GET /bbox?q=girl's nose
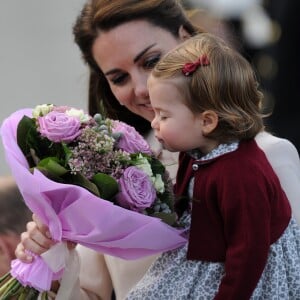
[151,116,158,129]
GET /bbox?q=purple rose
[116,166,156,212]
[38,111,81,143]
[113,121,152,154]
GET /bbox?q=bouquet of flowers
[0,105,186,299]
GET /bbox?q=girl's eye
[143,55,161,70]
[110,73,128,85]
[159,115,168,121]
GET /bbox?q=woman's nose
[133,74,149,99]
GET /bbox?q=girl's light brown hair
[151,33,265,143]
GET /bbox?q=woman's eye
[144,55,161,69]
[110,73,128,85]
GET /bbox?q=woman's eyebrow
[133,43,156,63]
[104,44,157,76]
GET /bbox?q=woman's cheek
[112,85,132,107]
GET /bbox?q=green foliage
[150,157,165,175]
[151,212,177,226]
[62,172,101,197]
[92,173,119,200]
[37,157,68,177]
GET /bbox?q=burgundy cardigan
[174,139,291,300]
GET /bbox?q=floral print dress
[126,143,300,300]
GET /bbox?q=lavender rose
[113,121,152,155]
[116,166,156,212]
[38,111,81,143]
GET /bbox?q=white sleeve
[255,131,300,225]
[71,245,113,300]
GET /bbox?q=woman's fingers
[15,216,56,263]
[15,214,76,264]
[32,213,52,239]
[15,242,33,263]
[24,221,55,253]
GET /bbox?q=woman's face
[92,20,188,122]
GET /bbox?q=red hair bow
[182,55,210,76]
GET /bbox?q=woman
[16,0,300,299]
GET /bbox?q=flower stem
[0,276,15,295]
[0,272,11,285]
[0,277,21,299]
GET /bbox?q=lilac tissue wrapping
[0,109,187,292]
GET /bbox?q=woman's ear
[178,25,191,41]
[201,110,218,135]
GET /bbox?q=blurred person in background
[186,0,300,153]
[254,0,300,154]
[0,176,31,277]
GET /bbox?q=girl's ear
[201,110,218,135]
[178,25,191,41]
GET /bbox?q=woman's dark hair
[73,0,200,134]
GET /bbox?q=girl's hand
[15,213,56,263]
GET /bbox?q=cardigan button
[192,163,199,171]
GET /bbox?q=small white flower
[135,154,153,177]
[66,108,90,123]
[32,104,54,118]
[152,174,165,193]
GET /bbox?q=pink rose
[113,121,152,155]
[38,111,81,143]
[116,166,156,212]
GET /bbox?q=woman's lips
[140,103,153,111]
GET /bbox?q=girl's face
[92,20,188,122]
[149,76,217,154]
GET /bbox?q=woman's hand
[15,213,56,263]
[15,214,77,263]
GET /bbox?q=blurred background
[0,0,87,176]
[1,0,299,177]
[185,0,300,153]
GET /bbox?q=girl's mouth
[155,136,164,145]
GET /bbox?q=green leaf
[150,157,165,175]
[37,157,68,177]
[62,143,72,164]
[92,173,119,200]
[151,212,177,226]
[63,173,100,197]
[17,116,38,167]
